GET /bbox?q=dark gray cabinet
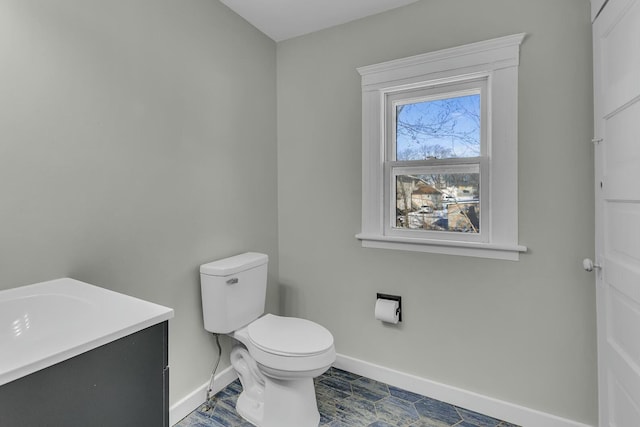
[0,321,169,427]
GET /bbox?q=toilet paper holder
[376,293,402,322]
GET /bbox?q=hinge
[592,138,603,145]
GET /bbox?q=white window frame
[356,34,527,260]
[385,78,487,243]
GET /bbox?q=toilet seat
[247,314,333,357]
[233,314,336,376]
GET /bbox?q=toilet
[200,252,335,427]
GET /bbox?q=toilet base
[236,375,320,427]
[261,376,320,427]
[231,344,322,427]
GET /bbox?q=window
[356,34,527,260]
[387,79,486,242]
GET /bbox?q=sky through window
[396,94,480,161]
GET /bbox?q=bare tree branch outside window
[396,94,480,161]
[394,94,481,233]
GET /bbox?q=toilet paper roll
[375,298,399,324]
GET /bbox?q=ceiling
[219,0,421,42]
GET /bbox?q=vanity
[0,278,174,427]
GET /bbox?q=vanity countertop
[0,278,174,386]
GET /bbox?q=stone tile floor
[174,367,520,427]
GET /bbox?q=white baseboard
[334,354,594,427]
[169,365,238,427]
[169,354,594,427]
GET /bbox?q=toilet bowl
[200,253,336,427]
[230,314,335,427]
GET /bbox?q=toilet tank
[200,252,268,334]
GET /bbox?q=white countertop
[0,278,174,386]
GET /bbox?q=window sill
[355,233,527,261]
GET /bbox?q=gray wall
[277,0,596,424]
[0,0,277,405]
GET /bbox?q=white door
[593,0,640,425]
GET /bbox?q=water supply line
[203,333,222,411]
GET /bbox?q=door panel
[605,258,640,304]
[604,102,640,200]
[608,374,640,427]
[600,0,640,115]
[609,287,640,367]
[606,203,640,262]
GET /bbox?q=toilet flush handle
[227,278,239,285]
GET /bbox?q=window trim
[356,34,527,261]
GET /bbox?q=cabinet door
[0,322,169,427]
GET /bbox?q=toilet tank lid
[200,252,268,276]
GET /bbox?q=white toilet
[200,252,335,427]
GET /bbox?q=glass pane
[395,172,480,233]
[396,94,480,160]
